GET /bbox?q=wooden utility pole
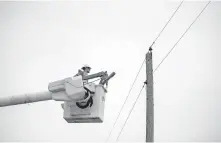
[146,48,154,142]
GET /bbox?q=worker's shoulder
[78,69,84,73]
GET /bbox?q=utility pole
[146,48,154,142]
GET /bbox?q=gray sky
[0,0,221,142]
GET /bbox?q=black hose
[76,92,93,109]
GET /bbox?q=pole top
[149,47,153,52]
[148,42,154,52]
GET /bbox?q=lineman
[75,64,91,84]
[74,65,93,108]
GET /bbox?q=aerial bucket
[62,84,107,123]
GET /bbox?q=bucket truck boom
[0,71,115,123]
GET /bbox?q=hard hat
[82,64,91,70]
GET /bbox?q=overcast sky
[0,0,221,142]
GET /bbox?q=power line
[115,1,211,141]
[154,0,211,73]
[152,0,184,44]
[105,58,145,142]
[116,83,146,141]
[106,1,185,141]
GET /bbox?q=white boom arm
[0,75,85,107]
[0,91,52,107]
[0,71,115,108]
[0,71,115,123]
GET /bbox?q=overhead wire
[153,0,211,73]
[152,0,184,45]
[105,58,145,142]
[116,83,146,141]
[115,1,211,141]
[105,0,184,142]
